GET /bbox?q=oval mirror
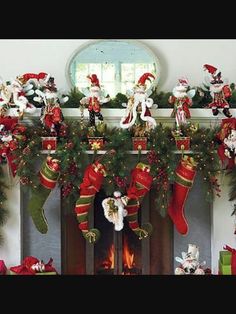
[66,40,160,97]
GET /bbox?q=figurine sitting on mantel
[203,64,232,118]
[169,77,195,132]
[80,74,110,127]
[120,72,157,132]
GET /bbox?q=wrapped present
[9,270,57,275]
[41,137,57,150]
[88,137,104,150]
[0,260,7,275]
[218,245,236,275]
[219,250,232,265]
[219,260,232,275]
[175,136,190,150]
[9,256,57,275]
[132,137,147,150]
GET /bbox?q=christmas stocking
[74,161,106,243]
[27,156,60,234]
[125,162,153,239]
[168,156,197,235]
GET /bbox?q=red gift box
[132,137,147,150]
[41,137,57,150]
[88,137,104,150]
[175,137,190,150]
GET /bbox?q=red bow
[223,245,236,275]
[10,256,57,275]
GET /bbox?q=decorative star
[91,141,101,150]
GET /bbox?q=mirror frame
[66,39,161,95]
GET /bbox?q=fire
[102,244,114,269]
[100,238,135,272]
[123,237,135,269]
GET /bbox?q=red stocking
[168,156,197,235]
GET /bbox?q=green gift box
[220,251,232,265]
[219,260,231,275]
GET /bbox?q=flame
[123,237,134,269]
[102,244,114,269]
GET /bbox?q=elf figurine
[203,64,232,117]
[120,73,157,132]
[80,74,110,127]
[169,78,195,130]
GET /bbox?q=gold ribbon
[85,231,97,243]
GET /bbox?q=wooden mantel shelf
[7,108,236,127]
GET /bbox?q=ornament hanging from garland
[203,64,232,117]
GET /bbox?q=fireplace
[62,189,173,275]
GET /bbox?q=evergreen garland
[11,120,224,221]
[228,166,236,201]
[0,165,8,245]
[61,85,236,109]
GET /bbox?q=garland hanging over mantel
[11,120,221,207]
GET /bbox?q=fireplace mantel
[1,108,235,274]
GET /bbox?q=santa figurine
[203,64,232,117]
[120,73,157,132]
[80,74,110,127]
[102,191,128,231]
[169,78,195,130]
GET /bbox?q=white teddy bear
[175,244,206,275]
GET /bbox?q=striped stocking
[27,156,60,234]
[126,163,153,239]
[74,161,106,243]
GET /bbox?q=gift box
[175,136,190,150]
[218,260,232,275]
[132,137,147,150]
[219,250,232,265]
[41,137,57,150]
[9,270,57,275]
[88,137,104,150]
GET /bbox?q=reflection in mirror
[67,40,160,97]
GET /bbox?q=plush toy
[102,191,128,231]
[33,76,67,136]
[217,118,236,169]
[175,244,206,275]
[120,73,157,132]
[203,64,232,117]
[169,77,195,130]
[0,77,36,117]
[80,74,110,126]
